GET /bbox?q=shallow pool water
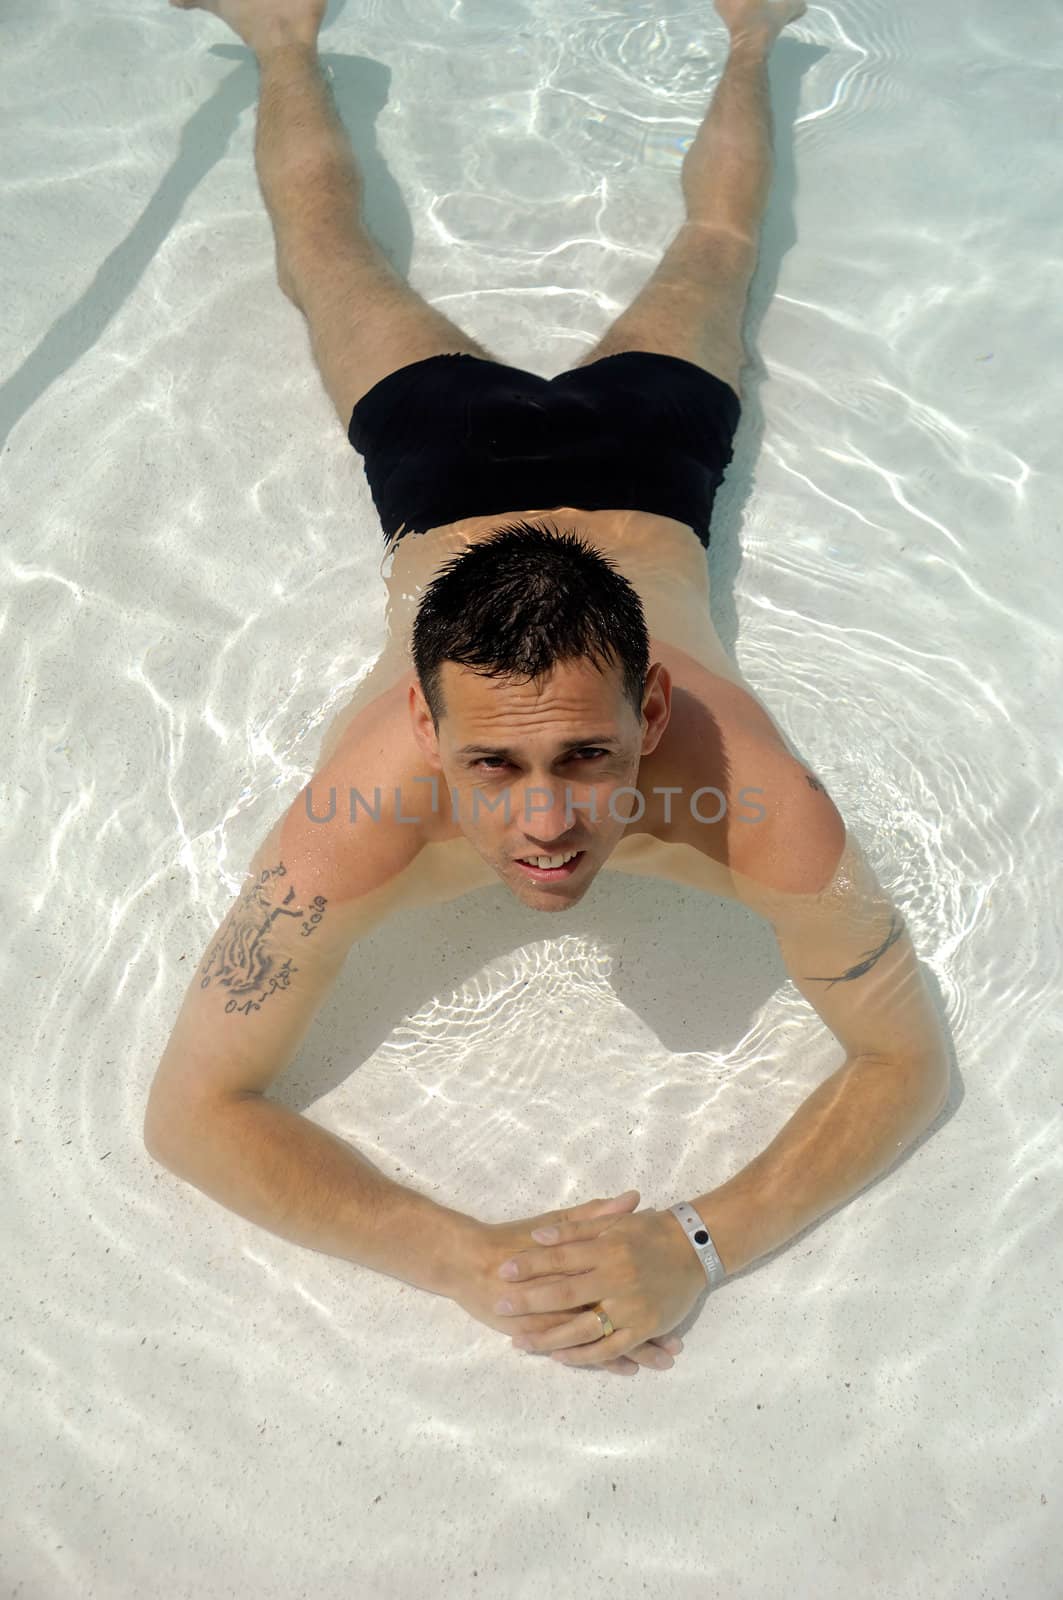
[4,1,1061,1595]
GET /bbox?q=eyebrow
[456,736,622,759]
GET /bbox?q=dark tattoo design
[804,773,825,793]
[199,862,329,1017]
[803,912,904,988]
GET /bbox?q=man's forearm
[147,1094,474,1297]
[686,1053,949,1276]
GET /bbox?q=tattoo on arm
[198,861,329,1017]
[802,911,904,988]
[804,773,824,793]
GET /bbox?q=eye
[474,749,607,772]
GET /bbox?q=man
[146,0,950,1380]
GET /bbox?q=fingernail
[532,1227,558,1242]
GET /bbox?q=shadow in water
[0,43,409,455]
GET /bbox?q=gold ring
[591,1304,614,1339]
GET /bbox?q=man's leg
[569,0,805,397]
[172,0,495,425]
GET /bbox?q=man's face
[411,656,670,911]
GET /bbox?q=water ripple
[3,0,1062,1593]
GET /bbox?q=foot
[168,0,326,54]
[713,0,807,50]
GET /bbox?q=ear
[409,680,443,767]
[639,662,671,757]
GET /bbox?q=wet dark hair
[410,518,650,730]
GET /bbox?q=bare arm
[685,775,950,1276]
[144,776,475,1297]
[152,1089,470,1296]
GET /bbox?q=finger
[592,1336,684,1371]
[499,1241,594,1282]
[545,1191,639,1230]
[515,1328,678,1374]
[518,1344,635,1377]
[574,1345,673,1377]
[551,1339,675,1372]
[495,1273,597,1318]
[531,1209,633,1246]
[582,1190,638,1212]
[600,1340,677,1373]
[515,1301,661,1363]
[599,1356,640,1376]
[527,1333,678,1373]
[633,1344,675,1369]
[566,1192,633,1218]
[506,1290,600,1339]
[546,1324,635,1368]
[512,1305,608,1353]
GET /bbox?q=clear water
[4,1,1061,1594]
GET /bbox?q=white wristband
[670,1201,727,1290]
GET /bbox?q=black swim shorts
[347,350,741,549]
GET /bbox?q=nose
[514,778,581,846]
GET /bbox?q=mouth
[514,849,586,883]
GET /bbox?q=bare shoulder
[650,647,846,897]
[725,746,848,899]
[268,746,432,942]
[203,729,431,1011]
[295,674,496,921]
[196,681,434,1003]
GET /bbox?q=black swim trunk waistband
[347,350,741,549]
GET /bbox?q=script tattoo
[802,911,904,988]
[199,861,329,1017]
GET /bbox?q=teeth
[520,850,579,869]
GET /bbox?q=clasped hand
[456,1191,706,1376]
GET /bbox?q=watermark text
[304,780,767,827]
